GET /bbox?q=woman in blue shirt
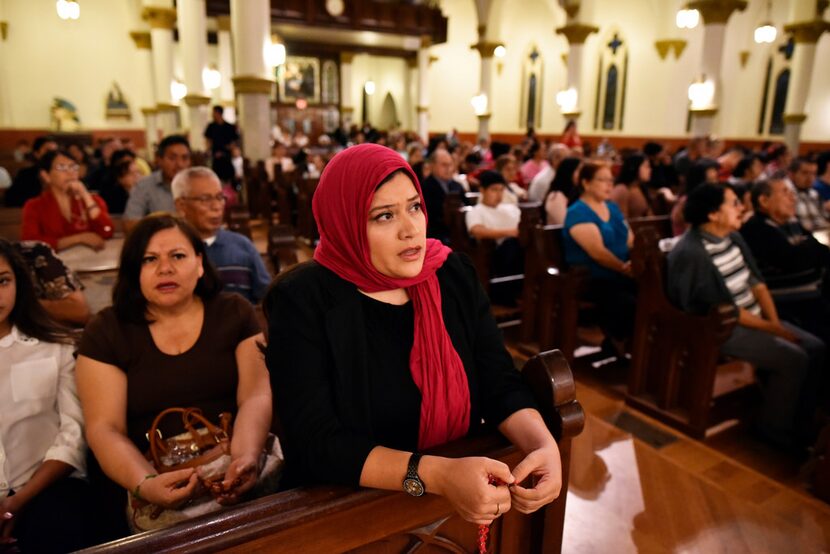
[564,161,636,352]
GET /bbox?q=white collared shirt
[0,326,85,499]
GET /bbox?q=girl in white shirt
[0,239,95,552]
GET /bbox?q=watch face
[326,0,345,17]
[403,478,425,497]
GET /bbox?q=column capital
[0,21,7,41]
[129,31,152,49]
[183,94,212,107]
[142,6,177,30]
[420,35,432,48]
[687,0,747,25]
[156,102,180,113]
[141,107,158,116]
[216,15,231,32]
[341,106,355,114]
[654,39,687,60]
[784,19,830,43]
[340,52,356,64]
[689,107,719,116]
[470,41,503,58]
[560,110,581,118]
[476,113,492,120]
[783,113,808,124]
[416,105,430,114]
[232,75,275,95]
[555,23,599,45]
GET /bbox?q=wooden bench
[295,177,320,246]
[626,226,758,439]
[0,207,23,241]
[267,223,299,274]
[79,350,584,554]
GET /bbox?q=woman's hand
[137,469,199,509]
[427,456,514,525]
[509,445,562,514]
[0,497,19,545]
[215,454,259,505]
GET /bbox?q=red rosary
[477,475,506,554]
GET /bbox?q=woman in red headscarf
[265,144,561,524]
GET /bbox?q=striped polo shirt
[702,234,761,316]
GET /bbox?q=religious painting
[278,56,321,104]
[519,45,543,132]
[105,82,131,120]
[50,97,80,132]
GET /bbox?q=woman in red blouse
[21,150,114,251]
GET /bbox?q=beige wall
[0,0,828,142]
[0,0,154,129]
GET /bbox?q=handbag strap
[146,408,234,470]
[147,407,189,469]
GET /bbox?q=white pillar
[142,1,179,135]
[781,13,830,152]
[216,15,235,114]
[687,1,747,136]
[405,56,417,132]
[340,52,355,129]
[555,21,598,121]
[0,4,10,127]
[230,0,273,162]
[130,30,158,153]
[475,53,494,141]
[416,38,431,144]
[177,0,210,151]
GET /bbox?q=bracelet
[131,473,159,501]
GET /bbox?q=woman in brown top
[75,214,271,534]
[610,153,653,219]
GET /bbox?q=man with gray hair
[173,167,271,303]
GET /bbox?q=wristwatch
[402,453,426,497]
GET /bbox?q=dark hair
[37,149,73,173]
[732,155,760,179]
[643,142,663,157]
[0,240,75,345]
[818,151,830,177]
[789,157,816,173]
[212,105,224,115]
[478,170,507,189]
[32,135,56,154]
[548,157,581,202]
[683,183,730,226]
[156,134,191,159]
[494,154,516,173]
[616,154,648,186]
[112,214,220,324]
[110,148,135,168]
[686,159,720,195]
[113,157,135,181]
[750,171,788,212]
[490,142,511,160]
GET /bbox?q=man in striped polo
[667,184,825,451]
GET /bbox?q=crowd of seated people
[3,121,830,551]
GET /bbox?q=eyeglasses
[183,193,227,205]
[53,163,80,172]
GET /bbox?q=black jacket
[4,165,41,207]
[265,253,536,488]
[421,175,467,243]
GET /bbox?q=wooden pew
[530,224,591,361]
[0,207,22,241]
[79,350,584,554]
[626,227,758,439]
[267,223,299,274]
[242,159,272,221]
[628,214,671,240]
[295,176,320,246]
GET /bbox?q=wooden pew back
[0,207,22,241]
[626,227,757,439]
[79,350,584,554]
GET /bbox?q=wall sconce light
[56,0,80,20]
[556,87,579,114]
[675,7,700,29]
[171,79,188,102]
[494,45,506,75]
[471,93,489,116]
[754,0,777,44]
[202,67,221,90]
[688,77,715,110]
[364,80,376,95]
[265,35,286,68]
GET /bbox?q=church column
[216,15,235,118]
[177,0,210,151]
[686,0,747,136]
[129,31,158,153]
[0,2,10,127]
[142,1,179,135]
[555,3,598,123]
[340,52,355,130]
[782,1,830,152]
[230,0,273,162]
[405,56,417,133]
[416,36,431,144]
[470,26,501,142]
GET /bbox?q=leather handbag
[146,407,233,474]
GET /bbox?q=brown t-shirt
[79,293,262,449]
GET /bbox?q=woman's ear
[197,254,205,278]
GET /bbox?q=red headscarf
[313,144,471,450]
